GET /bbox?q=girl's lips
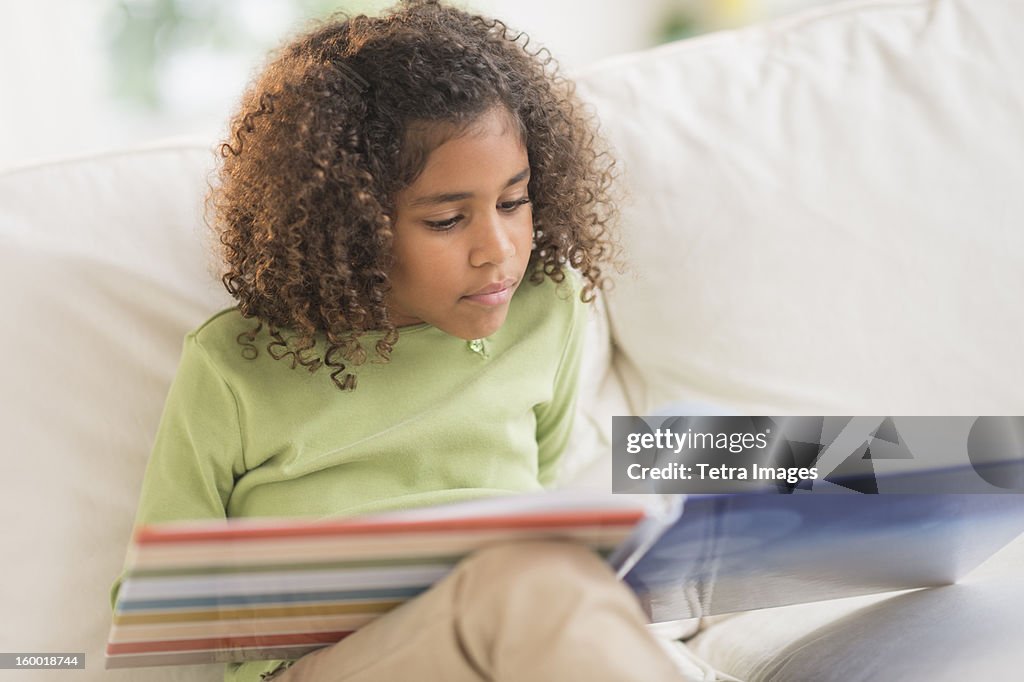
[463,281,516,306]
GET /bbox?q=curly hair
[209,0,621,390]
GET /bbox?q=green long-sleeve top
[111,273,587,682]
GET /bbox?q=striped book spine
[107,500,647,668]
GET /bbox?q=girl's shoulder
[181,307,261,375]
[501,269,586,343]
[190,307,251,346]
[516,268,584,310]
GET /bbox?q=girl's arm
[110,333,246,607]
[534,281,588,487]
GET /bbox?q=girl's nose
[469,211,516,267]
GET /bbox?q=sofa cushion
[0,141,229,679]
[572,0,1024,414]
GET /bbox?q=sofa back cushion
[572,0,1024,414]
[0,142,229,679]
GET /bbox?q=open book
[107,470,1024,668]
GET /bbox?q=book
[107,464,1024,669]
[623,457,1024,621]
[106,491,666,668]
[623,488,1024,623]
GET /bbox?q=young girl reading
[114,1,684,680]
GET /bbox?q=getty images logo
[612,416,1024,494]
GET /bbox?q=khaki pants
[271,540,683,681]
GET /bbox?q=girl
[114,1,684,680]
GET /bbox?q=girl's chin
[443,311,510,341]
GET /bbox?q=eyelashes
[424,197,531,231]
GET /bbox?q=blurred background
[0,0,847,169]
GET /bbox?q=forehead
[400,108,528,196]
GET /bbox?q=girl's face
[388,108,534,340]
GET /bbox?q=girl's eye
[424,216,461,231]
[499,197,532,212]
[424,197,531,231]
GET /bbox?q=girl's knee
[453,539,623,603]
[448,540,656,675]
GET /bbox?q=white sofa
[3,0,1022,679]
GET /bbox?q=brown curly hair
[209,0,621,390]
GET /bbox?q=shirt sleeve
[534,276,588,487]
[109,333,246,609]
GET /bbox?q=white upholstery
[573,0,1024,416]
[2,0,1022,680]
[0,142,232,681]
[568,0,1024,677]
[688,534,1024,681]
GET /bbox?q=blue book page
[622,462,1024,622]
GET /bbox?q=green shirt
[111,273,586,682]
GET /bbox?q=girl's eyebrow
[409,167,531,207]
